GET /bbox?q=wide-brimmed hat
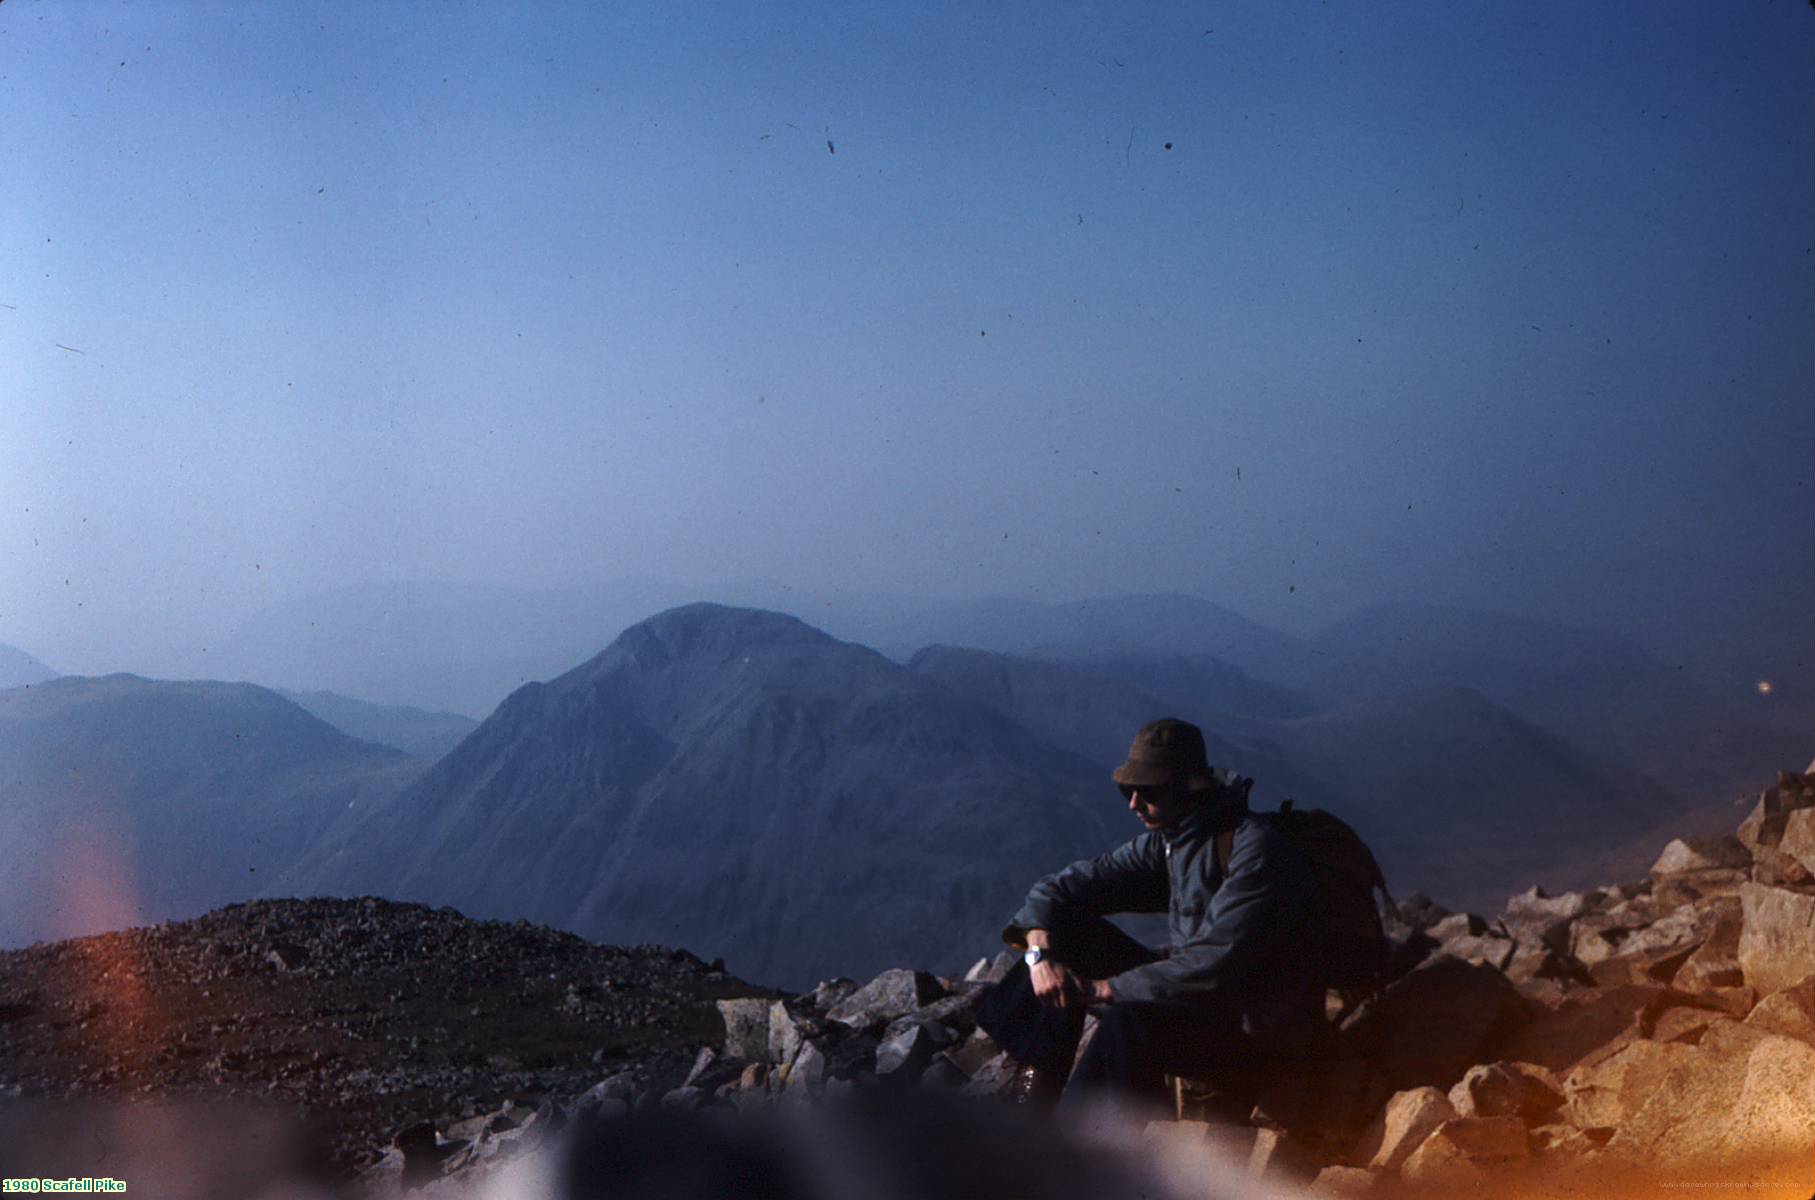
[1111,718,1214,792]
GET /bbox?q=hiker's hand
[1087,978,1114,1005]
[1031,960,1086,1008]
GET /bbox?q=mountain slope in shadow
[276,604,1129,989]
[0,675,423,947]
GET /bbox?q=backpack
[1213,791,1394,1017]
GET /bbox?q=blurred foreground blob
[556,1090,1279,1200]
[0,1097,334,1200]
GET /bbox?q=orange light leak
[47,807,223,1195]
[53,807,157,1069]
[1368,1151,1815,1200]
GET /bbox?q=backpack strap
[1214,829,1235,881]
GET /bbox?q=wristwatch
[1023,946,1047,967]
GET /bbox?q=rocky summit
[0,897,773,1185]
[3,771,1814,1199]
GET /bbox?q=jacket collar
[1158,790,1246,847]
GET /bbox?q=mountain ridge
[0,675,423,947]
[274,604,1125,988]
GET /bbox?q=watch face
[1024,948,1043,966]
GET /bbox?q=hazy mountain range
[276,689,479,760]
[909,645,1681,905]
[192,583,1803,814]
[1,593,1806,990]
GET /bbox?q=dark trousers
[975,917,1268,1112]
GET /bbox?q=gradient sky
[4,1,1811,680]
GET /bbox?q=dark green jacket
[1005,794,1325,1036]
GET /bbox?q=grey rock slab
[1725,1031,1815,1161]
[826,968,946,1031]
[1246,1127,1320,1185]
[1569,913,1645,965]
[982,948,1021,982]
[819,1034,880,1081]
[1696,1016,1774,1059]
[1436,932,1516,971]
[577,1071,641,1111]
[1649,1005,1725,1045]
[1399,1116,1526,1185]
[958,1050,1016,1097]
[910,990,985,1033]
[1504,886,1594,924]
[1742,976,1815,1039]
[1350,1085,1456,1171]
[1503,939,1585,985]
[1604,1032,1815,1168]
[1312,1165,1384,1194]
[942,1028,1000,1077]
[1651,836,1751,875]
[1614,899,1732,961]
[1429,912,1488,940]
[808,978,858,1012]
[1652,867,1749,910]
[1778,807,1815,876]
[784,1039,826,1095]
[1563,1038,1702,1129]
[1738,773,1815,851]
[1751,844,1815,888]
[1672,901,1746,993]
[716,998,771,1062]
[1528,1124,1602,1156]
[1737,883,1815,995]
[875,1018,958,1080]
[768,1002,802,1067]
[1447,1061,1563,1121]
[683,1046,746,1093]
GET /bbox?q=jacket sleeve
[1105,820,1316,1004]
[1001,833,1168,945]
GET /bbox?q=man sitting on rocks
[977,717,1327,1114]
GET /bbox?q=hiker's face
[1121,781,1188,830]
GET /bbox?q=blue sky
[3,1,1810,679]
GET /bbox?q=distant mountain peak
[611,602,837,663]
[0,642,57,690]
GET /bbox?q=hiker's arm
[1001,834,1168,947]
[1023,933,1110,1008]
[1105,825,1314,1005]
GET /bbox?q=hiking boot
[1005,1062,1063,1107]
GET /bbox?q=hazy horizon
[6,2,1811,692]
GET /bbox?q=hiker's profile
[977,716,1381,1114]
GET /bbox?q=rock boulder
[1742,976,1815,1040]
[1399,1116,1526,1185]
[1341,958,1525,1094]
[1736,884,1815,994]
[1446,1061,1563,1122]
[1563,1039,1701,1130]
[826,968,946,1032]
[1349,1086,1456,1171]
